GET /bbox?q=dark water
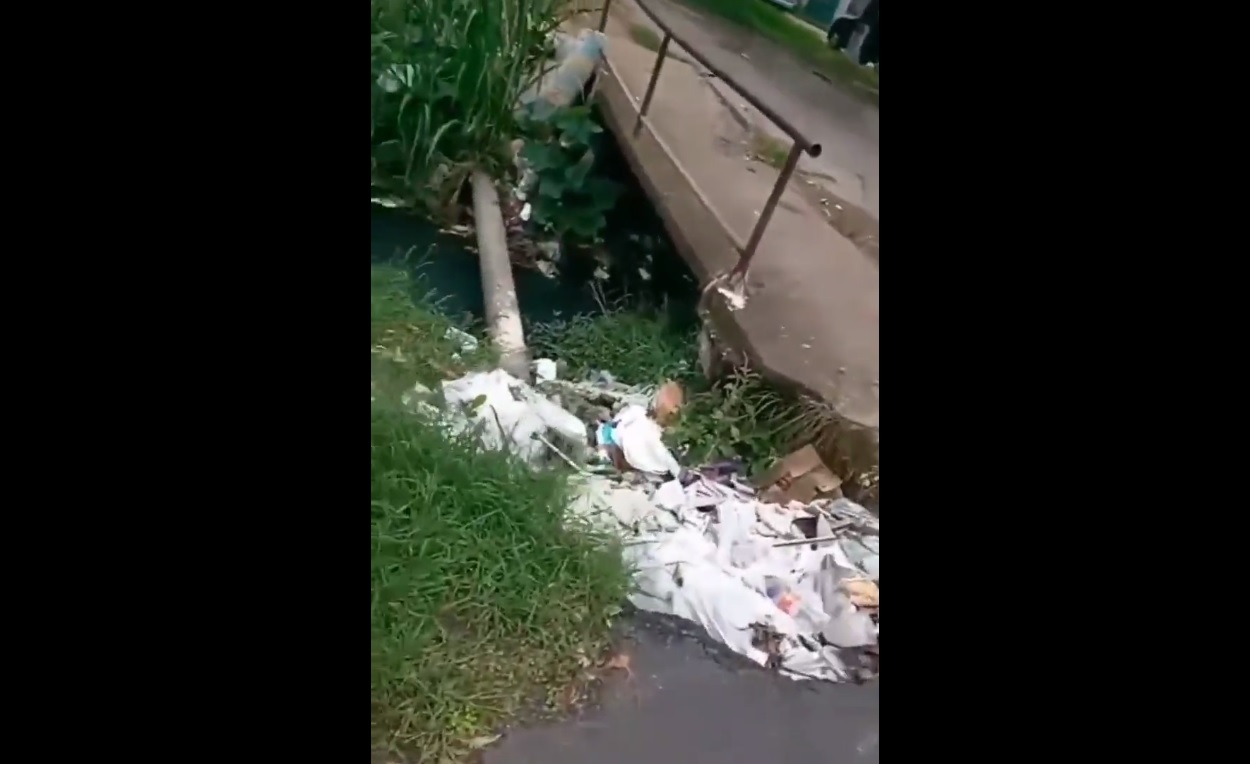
[370,115,700,328]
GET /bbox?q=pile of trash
[428,362,880,683]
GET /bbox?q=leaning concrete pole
[471,170,530,380]
[468,29,606,381]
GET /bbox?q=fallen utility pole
[471,169,530,380]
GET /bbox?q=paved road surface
[488,615,880,764]
[643,0,880,217]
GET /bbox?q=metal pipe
[734,141,804,276]
[632,33,671,136]
[597,0,612,32]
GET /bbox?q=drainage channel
[370,111,701,331]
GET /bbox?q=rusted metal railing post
[598,0,612,32]
[633,33,671,136]
[733,140,804,276]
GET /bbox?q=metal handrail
[596,0,822,274]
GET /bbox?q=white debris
[376,64,415,94]
[533,357,559,383]
[443,327,479,355]
[436,367,879,683]
[596,476,880,682]
[440,369,587,467]
[612,404,682,477]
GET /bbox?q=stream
[370,112,700,330]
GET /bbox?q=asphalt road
[486,614,880,764]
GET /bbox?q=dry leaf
[604,652,633,679]
[468,734,501,750]
[841,578,879,608]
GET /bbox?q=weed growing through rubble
[666,365,801,474]
[530,305,802,475]
[528,301,697,383]
[749,132,791,171]
[371,263,630,760]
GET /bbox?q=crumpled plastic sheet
[610,404,682,478]
[569,475,880,682]
[441,370,587,466]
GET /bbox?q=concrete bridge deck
[584,0,880,441]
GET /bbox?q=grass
[748,132,790,170]
[628,22,664,52]
[673,0,879,106]
[529,303,803,474]
[370,263,630,760]
[528,301,698,383]
[529,302,881,497]
[371,261,496,403]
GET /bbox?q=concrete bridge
[580,0,880,471]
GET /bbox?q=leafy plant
[528,300,697,383]
[520,105,623,244]
[665,366,802,475]
[370,0,572,213]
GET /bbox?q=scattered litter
[519,202,532,221]
[603,651,633,678]
[443,327,479,355]
[435,365,878,683]
[755,445,841,504]
[468,734,502,751]
[533,357,559,382]
[613,404,682,477]
[441,370,587,467]
[376,64,414,94]
[704,271,749,312]
[652,380,684,425]
[370,195,403,208]
[841,578,879,608]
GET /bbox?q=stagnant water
[370,113,700,328]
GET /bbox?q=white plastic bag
[441,369,586,466]
[613,404,681,477]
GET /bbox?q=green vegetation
[520,105,624,245]
[628,22,665,52]
[674,0,879,106]
[370,264,630,760]
[530,303,804,475]
[530,301,880,498]
[371,262,495,402]
[370,0,572,212]
[528,303,697,383]
[748,132,791,170]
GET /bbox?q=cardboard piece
[841,578,880,608]
[756,445,842,504]
[651,380,684,426]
